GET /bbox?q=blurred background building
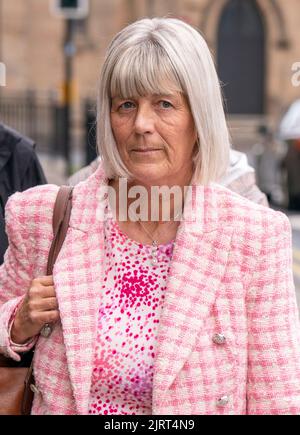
[0,0,299,192]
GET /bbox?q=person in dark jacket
[0,123,47,264]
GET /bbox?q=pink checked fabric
[1,163,300,415]
[88,208,174,415]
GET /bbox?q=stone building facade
[0,0,299,152]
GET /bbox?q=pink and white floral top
[88,207,175,415]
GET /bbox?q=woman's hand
[11,276,60,344]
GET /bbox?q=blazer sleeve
[0,193,38,360]
[246,212,300,414]
[0,185,58,361]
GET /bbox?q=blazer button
[212,333,226,345]
[216,395,230,407]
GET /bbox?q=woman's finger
[32,275,54,287]
[29,285,56,299]
[29,310,60,326]
[28,297,59,312]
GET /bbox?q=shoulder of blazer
[5,184,60,241]
[206,182,290,247]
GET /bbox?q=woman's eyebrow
[111,96,123,101]
[153,93,176,98]
[111,96,136,102]
[111,94,181,102]
[154,93,185,104]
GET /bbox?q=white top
[88,207,175,415]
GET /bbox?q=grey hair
[97,17,230,184]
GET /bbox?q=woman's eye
[119,101,135,110]
[159,101,173,109]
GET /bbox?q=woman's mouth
[132,149,162,154]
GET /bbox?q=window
[217,0,265,114]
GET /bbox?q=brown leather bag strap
[21,186,73,415]
[47,186,73,275]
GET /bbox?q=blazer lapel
[152,184,234,408]
[53,166,109,415]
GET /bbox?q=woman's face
[110,92,197,186]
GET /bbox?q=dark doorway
[217,0,265,114]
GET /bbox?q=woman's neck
[108,173,192,225]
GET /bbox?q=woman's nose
[134,105,155,135]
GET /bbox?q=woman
[1,18,300,415]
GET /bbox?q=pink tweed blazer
[1,164,300,415]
